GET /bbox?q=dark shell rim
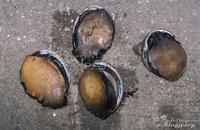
[92,61,123,113]
[31,50,70,90]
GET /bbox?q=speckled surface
[0,0,199,129]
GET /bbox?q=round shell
[141,30,187,81]
[20,50,70,108]
[72,5,115,63]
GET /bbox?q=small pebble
[21,15,25,18]
[29,38,35,42]
[17,37,21,41]
[49,3,53,6]
[64,27,71,31]
[160,115,167,121]
[53,113,56,117]
[140,30,144,33]
[123,12,127,17]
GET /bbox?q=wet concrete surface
[0,0,200,129]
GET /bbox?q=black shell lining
[96,69,117,120]
[31,51,69,92]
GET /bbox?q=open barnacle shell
[78,62,123,119]
[141,30,187,81]
[72,5,115,63]
[20,50,70,108]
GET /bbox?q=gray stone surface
[0,0,199,129]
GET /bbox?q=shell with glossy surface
[141,30,187,81]
[20,50,70,108]
[78,62,123,119]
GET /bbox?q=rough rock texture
[0,0,199,129]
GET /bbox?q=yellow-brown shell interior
[149,39,187,81]
[20,56,66,107]
[78,67,108,117]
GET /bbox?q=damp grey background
[0,0,199,130]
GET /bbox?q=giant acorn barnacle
[78,62,123,119]
[20,50,70,108]
[135,30,187,81]
[72,5,115,63]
